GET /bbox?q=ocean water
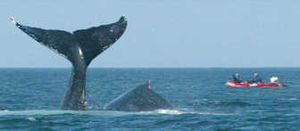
[0,68,299,130]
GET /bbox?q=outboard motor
[270,76,280,83]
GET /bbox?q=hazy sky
[0,0,300,67]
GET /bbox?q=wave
[189,99,252,107]
[153,109,235,116]
[288,98,298,101]
[0,109,235,117]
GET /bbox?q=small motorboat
[225,76,285,88]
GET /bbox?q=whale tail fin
[12,16,127,110]
[12,16,127,66]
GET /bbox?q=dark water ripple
[0,68,300,130]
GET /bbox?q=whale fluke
[13,16,127,110]
[9,16,17,25]
[104,81,172,111]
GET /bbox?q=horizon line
[0,66,300,69]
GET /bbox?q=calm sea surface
[0,68,299,130]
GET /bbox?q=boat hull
[225,81,285,88]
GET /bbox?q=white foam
[145,109,236,116]
[288,98,298,101]
[155,109,182,115]
[27,117,36,121]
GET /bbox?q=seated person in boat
[232,73,242,82]
[250,73,263,83]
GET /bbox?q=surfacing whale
[11,16,127,110]
[105,81,172,111]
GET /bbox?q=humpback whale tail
[11,16,127,66]
[11,16,127,110]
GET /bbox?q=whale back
[105,83,172,111]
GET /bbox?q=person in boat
[232,73,242,82]
[250,73,263,83]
